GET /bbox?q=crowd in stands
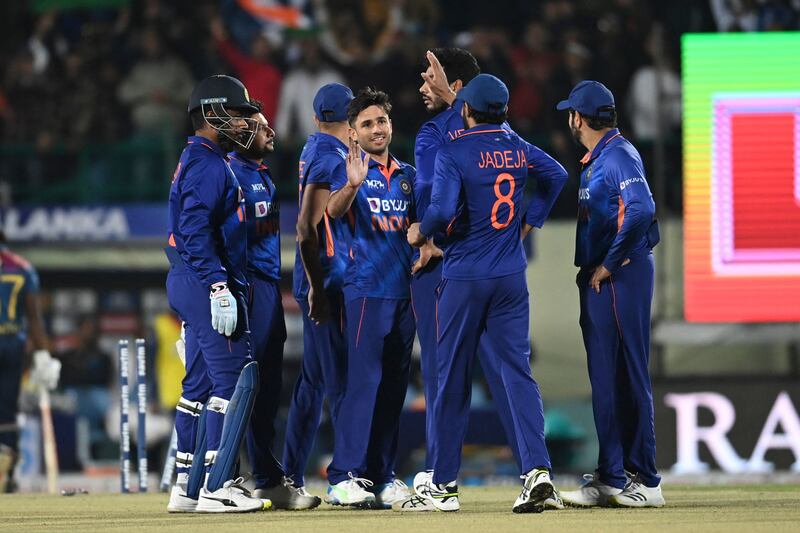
[1,0,799,213]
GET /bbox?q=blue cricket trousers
[327,297,415,485]
[432,271,550,485]
[282,291,347,486]
[411,258,523,471]
[167,268,251,475]
[246,276,287,489]
[578,252,660,489]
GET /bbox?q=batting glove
[210,282,237,336]
[30,350,61,391]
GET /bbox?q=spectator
[210,17,283,122]
[275,37,346,143]
[117,26,194,135]
[58,316,114,458]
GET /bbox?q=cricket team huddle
[165,46,664,515]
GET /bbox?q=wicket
[118,338,148,493]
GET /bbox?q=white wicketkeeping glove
[30,350,61,391]
[175,321,186,367]
[210,282,237,337]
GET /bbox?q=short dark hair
[467,106,507,125]
[427,48,480,85]
[190,100,263,131]
[347,87,392,126]
[570,108,617,130]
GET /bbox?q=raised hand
[345,137,369,189]
[421,50,457,104]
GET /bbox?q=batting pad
[205,361,260,492]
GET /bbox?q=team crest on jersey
[399,179,411,195]
[586,163,595,181]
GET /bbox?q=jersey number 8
[491,172,515,230]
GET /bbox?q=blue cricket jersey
[334,156,415,300]
[228,153,281,281]
[292,133,352,300]
[414,100,553,244]
[575,128,656,272]
[0,247,39,342]
[414,100,466,226]
[167,136,248,291]
[420,123,567,280]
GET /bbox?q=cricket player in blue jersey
[228,110,320,510]
[555,81,664,508]
[407,74,568,513]
[282,83,353,500]
[324,88,415,508]
[166,75,264,513]
[0,229,56,493]
[395,49,561,512]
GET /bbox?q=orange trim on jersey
[610,278,624,341]
[378,159,399,187]
[458,128,506,138]
[617,196,625,232]
[355,298,367,348]
[446,217,457,236]
[410,285,418,322]
[580,152,591,164]
[168,233,176,247]
[323,213,335,257]
[237,206,245,222]
[435,296,440,341]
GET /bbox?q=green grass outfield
[1,485,798,533]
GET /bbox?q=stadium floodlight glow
[682,32,800,322]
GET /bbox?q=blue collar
[187,135,227,158]
[228,152,268,171]
[582,128,622,164]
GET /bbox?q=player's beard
[570,122,585,149]
[216,132,240,153]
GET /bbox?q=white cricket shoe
[512,468,555,514]
[166,482,197,513]
[414,473,459,512]
[372,479,411,509]
[560,472,622,507]
[253,476,322,510]
[392,494,436,512]
[608,475,665,508]
[325,473,376,508]
[195,477,265,513]
[544,489,565,510]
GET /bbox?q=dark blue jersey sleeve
[308,153,346,190]
[178,159,228,287]
[523,141,568,228]
[602,153,655,273]
[413,121,442,220]
[420,149,460,238]
[327,159,349,193]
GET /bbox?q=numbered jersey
[420,123,567,281]
[0,247,39,341]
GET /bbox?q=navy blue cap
[556,80,615,118]
[313,83,354,122]
[457,73,509,114]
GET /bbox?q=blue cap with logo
[313,83,354,122]
[556,80,615,118]
[457,73,509,114]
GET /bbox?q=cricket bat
[39,388,59,494]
